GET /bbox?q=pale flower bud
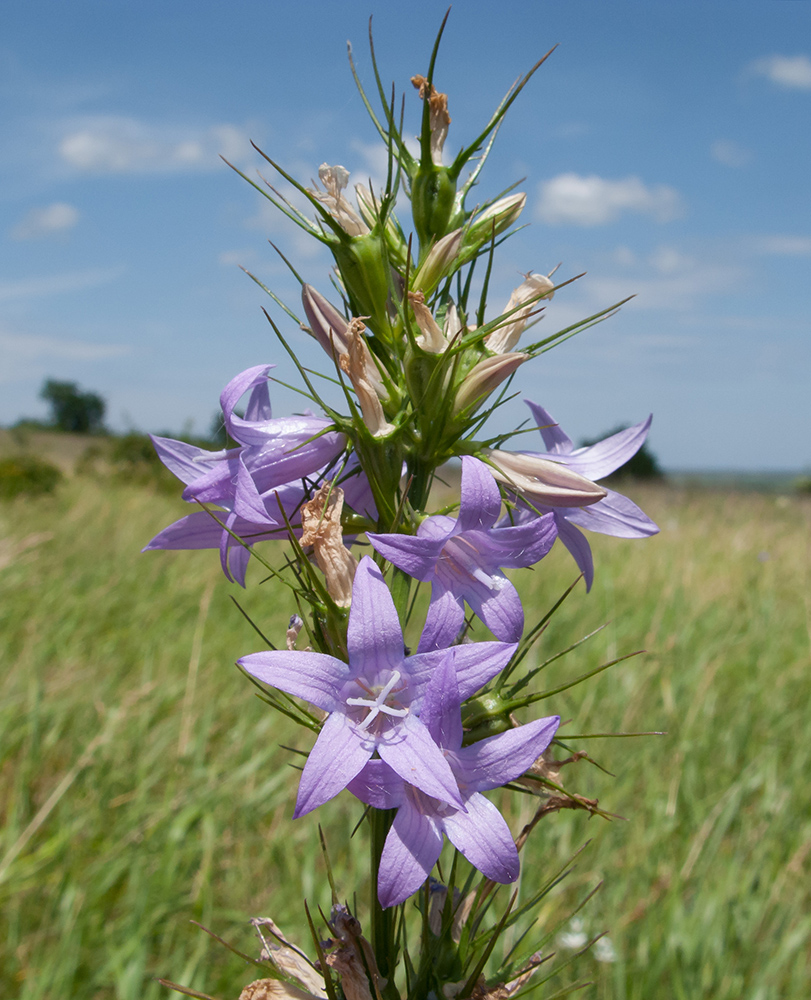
[466,192,526,244]
[485,272,556,354]
[411,227,463,293]
[411,74,451,166]
[301,285,386,396]
[300,484,358,607]
[408,290,448,353]
[339,319,394,437]
[486,449,606,508]
[309,163,369,237]
[453,353,529,416]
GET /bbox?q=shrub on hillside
[0,454,63,500]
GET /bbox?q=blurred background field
[1,452,809,999]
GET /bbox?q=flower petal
[419,651,463,750]
[150,435,231,486]
[378,714,464,809]
[457,457,502,532]
[554,516,595,591]
[347,759,405,810]
[564,488,660,538]
[481,514,557,568]
[294,711,373,817]
[365,531,448,582]
[524,400,573,455]
[464,572,524,644]
[377,796,444,908]
[443,792,519,884]
[238,650,348,712]
[346,557,406,678]
[451,641,518,701]
[563,417,652,480]
[419,581,466,652]
[453,716,560,791]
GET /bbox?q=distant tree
[40,379,106,434]
[580,425,665,480]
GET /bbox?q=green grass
[0,479,808,998]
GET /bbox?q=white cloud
[58,116,253,174]
[0,329,131,383]
[750,54,811,90]
[0,267,123,302]
[711,139,751,168]
[10,202,80,240]
[535,174,682,226]
[750,235,811,256]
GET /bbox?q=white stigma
[346,670,408,733]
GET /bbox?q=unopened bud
[301,285,386,395]
[411,75,451,167]
[411,228,463,294]
[486,449,606,508]
[486,272,555,354]
[453,353,529,416]
[463,193,526,250]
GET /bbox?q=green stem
[370,808,401,999]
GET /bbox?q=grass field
[1,473,809,999]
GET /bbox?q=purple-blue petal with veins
[237,650,348,713]
[563,416,653,481]
[525,401,574,454]
[234,454,276,524]
[366,530,449,581]
[565,488,659,538]
[150,435,233,487]
[452,716,560,791]
[378,795,444,908]
[224,539,251,587]
[525,400,652,480]
[463,571,524,643]
[420,652,463,750]
[220,365,274,443]
[450,641,518,701]
[554,516,595,591]
[346,758,405,810]
[457,456,502,532]
[346,557,406,679]
[442,793,519,884]
[419,582,466,652]
[293,712,375,817]
[478,516,557,568]
[378,713,464,809]
[396,645,459,702]
[182,453,240,504]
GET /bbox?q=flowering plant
[148,13,658,999]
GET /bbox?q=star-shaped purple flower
[348,654,559,907]
[367,456,557,649]
[506,401,660,590]
[238,556,517,818]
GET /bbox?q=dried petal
[300,484,358,607]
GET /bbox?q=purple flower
[507,401,659,590]
[238,556,517,818]
[144,365,374,584]
[367,456,557,649]
[348,654,559,907]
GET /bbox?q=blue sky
[2,0,809,471]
